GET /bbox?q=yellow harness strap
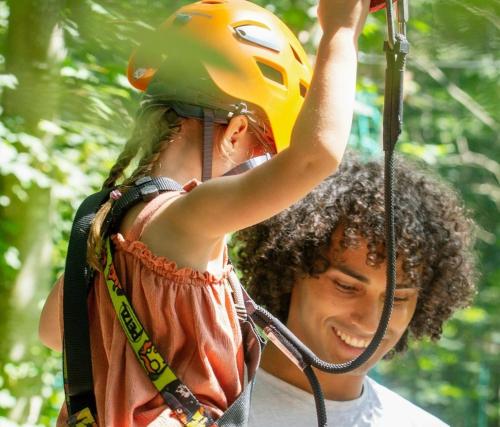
[104,238,215,427]
[67,407,97,427]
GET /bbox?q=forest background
[0,0,498,425]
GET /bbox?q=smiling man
[234,154,477,427]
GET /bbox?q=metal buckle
[140,185,159,202]
[134,177,159,202]
[135,176,153,186]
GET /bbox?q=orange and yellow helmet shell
[128,0,313,153]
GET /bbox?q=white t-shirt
[248,369,449,427]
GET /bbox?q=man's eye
[333,281,356,293]
[393,295,410,303]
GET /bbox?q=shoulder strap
[103,177,182,237]
[63,177,182,425]
[63,188,111,421]
[217,274,264,427]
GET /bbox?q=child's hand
[317,0,370,38]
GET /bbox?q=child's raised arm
[156,0,370,239]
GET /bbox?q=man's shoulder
[249,370,450,427]
[366,377,449,427]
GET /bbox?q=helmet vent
[299,82,308,98]
[290,45,303,65]
[234,25,282,52]
[256,61,284,86]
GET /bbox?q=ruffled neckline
[111,233,232,285]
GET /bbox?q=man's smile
[333,327,371,349]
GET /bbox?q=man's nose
[350,295,382,335]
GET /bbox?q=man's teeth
[336,329,370,349]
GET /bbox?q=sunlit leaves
[454,307,488,324]
[4,247,20,270]
[0,73,16,89]
[0,0,498,425]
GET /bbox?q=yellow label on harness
[67,407,97,426]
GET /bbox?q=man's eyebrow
[335,264,369,283]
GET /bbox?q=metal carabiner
[385,0,409,49]
[398,0,409,37]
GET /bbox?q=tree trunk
[1,0,64,421]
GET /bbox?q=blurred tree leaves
[0,0,498,425]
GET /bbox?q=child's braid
[102,135,141,189]
[87,106,181,270]
[123,107,182,186]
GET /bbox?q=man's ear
[224,115,249,144]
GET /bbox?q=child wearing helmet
[39,0,371,425]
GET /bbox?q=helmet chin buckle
[227,102,250,119]
[222,154,272,177]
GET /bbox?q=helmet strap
[223,154,272,177]
[202,109,215,182]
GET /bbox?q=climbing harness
[62,176,318,426]
[63,178,183,426]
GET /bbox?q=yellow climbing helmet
[127,0,312,153]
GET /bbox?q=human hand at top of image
[317,0,370,39]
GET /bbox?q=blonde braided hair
[87,106,182,270]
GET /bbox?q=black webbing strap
[241,282,327,427]
[63,188,111,417]
[63,177,182,422]
[216,309,264,426]
[103,176,183,236]
[222,154,272,177]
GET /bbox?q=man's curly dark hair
[233,153,478,354]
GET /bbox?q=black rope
[252,296,392,373]
[247,7,410,423]
[304,366,327,427]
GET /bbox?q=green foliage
[0,0,498,425]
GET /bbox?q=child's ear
[224,115,249,144]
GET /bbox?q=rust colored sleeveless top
[58,189,244,426]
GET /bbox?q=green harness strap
[103,237,216,427]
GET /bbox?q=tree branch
[413,58,499,132]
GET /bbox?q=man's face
[286,230,419,374]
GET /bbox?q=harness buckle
[140,185,160,202]
[135,176,160,202]
[135,176,153,186]
[234,303,247,322]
